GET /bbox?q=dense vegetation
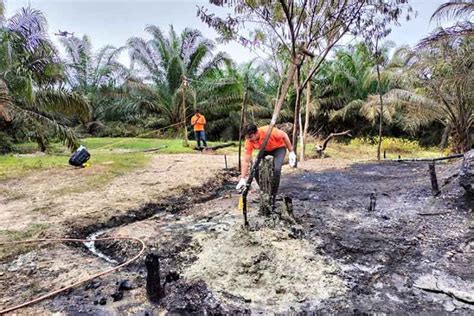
[0,1,472,154]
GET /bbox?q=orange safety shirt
[245,126,287,155]
[191,114,206,132]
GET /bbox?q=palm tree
[59,35,127,131]
[125,25,230,137]
[197,61,272,138]
[327,42,396,131]
[419,0,473,47]
[379,38,473,153]
[0,7,90,151]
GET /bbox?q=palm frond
[11,104,79,150]
[418,22,474,48]
[431,1,474,24]
[0,79,11,121]
[34,88,91,122]
[329,99,364,121]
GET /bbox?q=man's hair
[195,108,200,113]
[243,123,258,137]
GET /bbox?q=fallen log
[315,130,352,158]
[142,145,168,153]
[194,142,236,152]
[393,153,464,162]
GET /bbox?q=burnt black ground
[279,161,473,313]
[2,160,472,314]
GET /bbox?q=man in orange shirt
[191,109,207,148]
[236,123,296,201]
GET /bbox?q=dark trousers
[194,131,207,148]
[255,147,286,197]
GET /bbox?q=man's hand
[236,178,247,191]
[289,151,297,167]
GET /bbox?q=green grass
[0,138,238,180]
[1,136,444,180]
[0,223,50,241]
[0,223,50,261]
[82,137,238,154]
[321,137,442,161]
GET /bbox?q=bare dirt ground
[0,154,472,314]
[0,153,237,238]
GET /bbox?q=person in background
[236,123,296,202]
[191,109,207,148]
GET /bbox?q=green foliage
[125,25,231,131]
[0,223,50,260]
[0,7,90,151]
[0,131,14,153]
[350,137,425,154]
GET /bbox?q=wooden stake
[368,191,377,212]
[224,154,228,170]
[428,162,440,196]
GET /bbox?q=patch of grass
[321,137,442,161]
[0,223,50,241]
[82,137,238,154]
[0,137,238,180]
[0,223,50,261]
[0,154,68,180]
[0,150,150,181]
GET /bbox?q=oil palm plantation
[379,37,473,153]
[324,43,397,134]
[125,25,230,133]
[196,61,273,140]
[0,6,90,151]
[59,35,127,130]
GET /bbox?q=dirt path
[0,153,237,240]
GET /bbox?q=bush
[350,137,424,153]
[0,132,14,153]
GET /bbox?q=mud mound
[182,224,346,312]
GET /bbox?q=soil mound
[183,223,345,312]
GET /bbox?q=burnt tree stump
[368,191,377,211]
[145,253,164,303]
[259,156,275,216]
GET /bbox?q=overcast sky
[4,0,447,66]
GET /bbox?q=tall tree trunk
[439,124,451,149]
[238,87,248,172]
[241,56,300,227]
[376,63,383,161]
[291,65,302,167]
[298,105,304,161]
[182,87,189,147]
[452,123,472,153]
[302,81,311,161]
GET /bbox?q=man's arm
[240,153,251,178]
[283,132,293,152]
